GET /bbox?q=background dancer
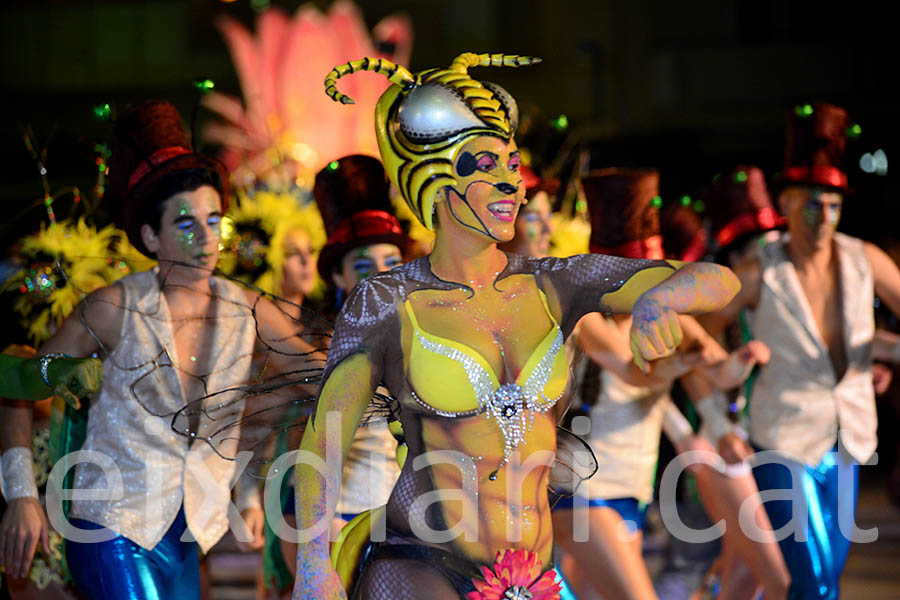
[0,100,319,600]
[701,102,900,599]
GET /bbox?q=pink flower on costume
[467,549,561,600]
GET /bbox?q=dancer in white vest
[0,101,316,600]
[702,102,900,599]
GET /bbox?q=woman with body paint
[291,53,740,599]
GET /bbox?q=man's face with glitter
[148,185,223,271]
[780,185,842,248]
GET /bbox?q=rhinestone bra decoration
[413,328,564,476]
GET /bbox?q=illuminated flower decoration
[202,1,412,190]
[218,188,326,297]
[467,549,561,600]
[5,219,128,343]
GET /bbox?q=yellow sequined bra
[404,289,568,467]
[321,252,665,468]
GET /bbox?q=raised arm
[698,255,762,338]
[625,262,740,371]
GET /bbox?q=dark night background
[0,0,895,246]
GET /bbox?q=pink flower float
[467,549,562,600]
[203,1,412,190]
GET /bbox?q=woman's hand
[630,295,683,373]
[704,340,770,391]
[718,431,753,464]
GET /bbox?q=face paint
[156,186,223,269]
[443,136,524,242]
[799,188,842,239]
[338,243,403,291]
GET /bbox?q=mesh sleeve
[320,274,400,389]
[535,254,671,336]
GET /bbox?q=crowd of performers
[0,43,898,600]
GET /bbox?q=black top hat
[109,100,230,257]
[314,154,412,279]
[776,102,853,192]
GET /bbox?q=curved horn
[448,53,542,74]
[324,57,415,105]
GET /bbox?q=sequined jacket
[69,270,257,551]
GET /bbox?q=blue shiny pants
[752,447,858,600]
[66,509,200,600]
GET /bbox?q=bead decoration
[414,326,564,473]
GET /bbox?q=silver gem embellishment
[504,586,533,599]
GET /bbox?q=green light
[794,104,814,118]
[327,160,340,171]
[551,114,569,131]
[92,103,111,121]
[847,123,862,138]
[712,173,721,182]
[692,200,705,212]
[680,195,691,206]
[250,0,269,11]
[193,78,215,93]
[575,199,587,213]
[651,195,662,208]
[734,170,748,183]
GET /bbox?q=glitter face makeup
[337,242,403,290]
[783,186,842,247]
[154,185,223,271]
[443,136,524,242]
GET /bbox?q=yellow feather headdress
[5,218,132,343]
[218,189,326,297]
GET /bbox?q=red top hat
[314,154,412,279]
[582,168,663,259]
[777,102,852,192]
[109,100,230,257]
[704,165,785,250]
[661,203,707,262]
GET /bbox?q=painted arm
[574,313,708,387]
[292,353,375,600]
[622,262,741,371]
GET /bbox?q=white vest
[70,270,256,551]
[748,233,876,466]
